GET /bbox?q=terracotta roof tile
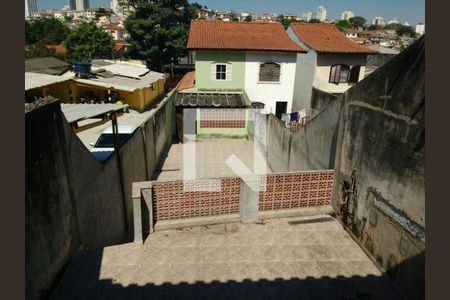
[113,40,131,51]
[103,23,125,31]
[46,44,67,55]
[188,20,306,53]
[177,71,196,91]
[290,23,376,54]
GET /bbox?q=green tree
[335,19,352,29]
[281,18,295,29]
[64,16,73,23]
[245,15,252,22]
[25,42,57,59]
[25,18,69,45]
[95,7,111,20]
[396,25,415,37]
[368,24,383,30]
[190,2,202,9]
[125,0,196,71]
[348,16,366,29]
[308,18,321,23]
[64,21,114,62]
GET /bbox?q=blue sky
[38,0,425,25]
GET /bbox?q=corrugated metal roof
[61,103,129,124]
[368,44,400,55]
[91,60,150,78]
[25,57,71,75]
[174,92,248,108]
[72,70,164,92]
[25,72,70,91]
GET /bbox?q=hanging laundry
[290,112,298,121]
[281,114,290,122]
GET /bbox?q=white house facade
[287,23,375,111]
[244,52,298,115]
[186,20,306,118]
[314,54,367,93]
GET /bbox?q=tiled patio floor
[53,215,405,300]
[156,139,272,181]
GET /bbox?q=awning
[61,103,129,124]
[174,92,248,108]
[25,72,70,91]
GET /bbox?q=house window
[211,63,232,81]
[216,64,227,80]
[259,62,281,82]
[329,64,350,84]
[348,65,361,84]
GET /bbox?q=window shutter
[259,62,281,82]
[226,63,232,81]
[211,63,216,81]
[348,66,361,83]
[329,65,340,84]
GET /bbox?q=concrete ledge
[154,214,241,231]
[132,182,153,199]
[258,205,333,220]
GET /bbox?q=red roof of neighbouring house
[187,20,306,52]
[177,71,196,91]
[103,23,124,31]
[348,37,368,44]
[290,23,376,54]
[46,44,67,55]
[113,40,131,51]
[342,28,358,34]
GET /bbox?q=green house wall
[195,51,246,91]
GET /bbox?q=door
[179,108,197,143]
[275,101,288,120]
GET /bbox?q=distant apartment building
[103,23,129,40]
[83,8,99,19]
[299,11,314,22]
[259,12,277,22]
[110,0,119,12]
[70,0,89,11]
[341,10,354,21]
[388,18,399,25]
[342,28,358,38]
[53,11,65,19]
[196,7,216,20]
[372,17,385,26]
[25,0,38,18]
[216,11,234,21]
[283,13,297,20]
[69,0,75,10]
[415,22,425,35]
[316,6,327,22]
[111,0,131,16]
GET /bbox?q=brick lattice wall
[199,109,246,128]
[258,171,334,211]
[152,178,240,221]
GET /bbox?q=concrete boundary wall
[132,170,335,241]
[248,37,425,300]
[26,91,176,300]
[263,96,344,173]
[119,93,176,226]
